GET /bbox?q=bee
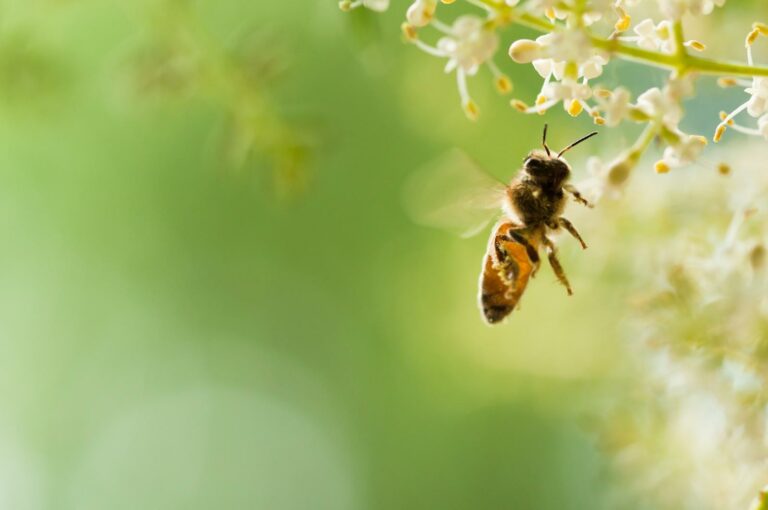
[403,124,597,324]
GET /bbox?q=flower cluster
[714,24,768,143]
[598,149,768,509]
[341,0,768,198]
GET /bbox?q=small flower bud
[717,77,738,88]
[406,0,436,27]
[508,39,541,63]
[339,0,352,11]
[606,156,635,187]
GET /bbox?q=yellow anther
[719,111,735,125]
[495,75,513,94]
[685,40,706,52]
[615,14,631,33]
[593,116,606,126]
[567,99,583,117]
[754,22,768,36]
[654,161,671,174]
[747,28,760,47]
[714,124,727,142]
[401,22,418,41]
[510,99,528,112]
[656,24,670,40]
[545,7,556,22]
[717,77,738,88]
[463,99,479,121]
[717,162,731,176]
[593,88,612,98]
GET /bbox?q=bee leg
[505,228,540,265]
[564,184,593,208]
[557,217,588,250]
[542,236,573,296]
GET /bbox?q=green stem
[507,10,768,78]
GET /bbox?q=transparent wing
[402,149,508,238]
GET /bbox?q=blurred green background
[0,0,753,508]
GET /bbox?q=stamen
[728,123,762,136]
[430,18,453,34]
[413,39,447,58]
[487,60,513,94]
[456,68,478,120]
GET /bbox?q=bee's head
[523,152,571,189]
[522,124,598,189]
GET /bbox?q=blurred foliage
[0,0,762,509]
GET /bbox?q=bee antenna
[542,124,551,157]
[557,131,598,158]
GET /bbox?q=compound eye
[525,157,544,173]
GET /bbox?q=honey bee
[403,125,598,324]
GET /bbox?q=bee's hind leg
[542,235,573,296]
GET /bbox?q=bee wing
[402,149,509,238]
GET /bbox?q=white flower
[758,115,768,139]
[580,55,607,80]
[542,78,592,103]
[658,0,725,18]
[408,15,500,119]
[713,35,768,142]
[746,77,768,117]
[535,31,594,68]
[527,0,612,25]
[504,0,521,5]
[437,16,499,75]
[660,132,707,168]
[595,87,631,126]
[637,87,683,128]
[627,19,674,53]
